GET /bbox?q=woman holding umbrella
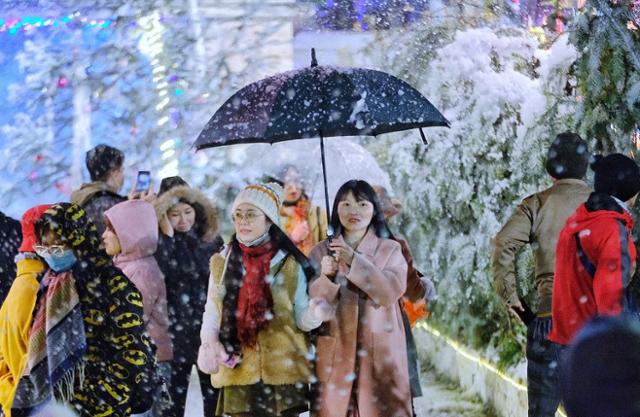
[197,182,330,417]
[309,180,411,417]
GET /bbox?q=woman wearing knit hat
[197,183,330,417]
[309,180,412,417]
[550,153,640,347]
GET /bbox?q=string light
[415,322,568,417]
[0,14,113,34]
[138,11,179,178]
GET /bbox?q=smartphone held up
[135,170,151,193]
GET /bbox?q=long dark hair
[219,224,315,356]
[330,180,394,239]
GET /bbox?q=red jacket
[549,193,636,346]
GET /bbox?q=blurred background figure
[278,165,328,255]
[0,211,20,305]
[70,144,126,236]
[561,315,640,417]
[374,185,436,413]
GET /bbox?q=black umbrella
[195,49,449,229]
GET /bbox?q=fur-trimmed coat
[154,186,224,361]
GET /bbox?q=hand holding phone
[129,171,156,203]
[135,171,151,193]
[219,353,242,369]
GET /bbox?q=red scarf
[236,241,278,348]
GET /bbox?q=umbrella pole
[419,127,429,146]
[319,132,332,238]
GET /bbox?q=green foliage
[571,0,640,151]
[367,26,579,368]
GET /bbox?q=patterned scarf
[12,270,87,413]
[235,241,278,348]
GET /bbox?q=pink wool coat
[309,228,412,417]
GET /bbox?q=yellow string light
[139,11,179,178]
[415,321,568,417]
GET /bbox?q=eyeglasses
[232,212,265,224]
[34,245,66,257]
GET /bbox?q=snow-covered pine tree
[570,0,640,151]
[366,27,578,367]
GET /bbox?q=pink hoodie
[104,200,173,361]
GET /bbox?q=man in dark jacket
[492,132,591,417]
[0,211,20,305]
[70,144,126,236]
[550,153,640,346]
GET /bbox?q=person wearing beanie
[70,144,126,236]
[549,153,640,347]
[0,205,51,416]
[278,165,328,256]
[153,183,224,417]
[0,211,20,305]
[492,132,591,417]
[308,180,411,417]
[561,315,640,417]
[197,183,330,417]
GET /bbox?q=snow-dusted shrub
[369,27,578,366]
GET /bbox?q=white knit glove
[197,341,224,375]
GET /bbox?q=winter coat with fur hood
[153,186,224,361]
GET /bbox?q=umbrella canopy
[194,50,448,231]
[194,51,449,149]
[241,138,393,207]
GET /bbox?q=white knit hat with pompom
[232,182,284,227]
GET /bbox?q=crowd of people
[0,144,433,417]
[493,132,640,417]
[1,132,639,417]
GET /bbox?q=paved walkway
[414,362,494,417]
[184,360,494,417]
